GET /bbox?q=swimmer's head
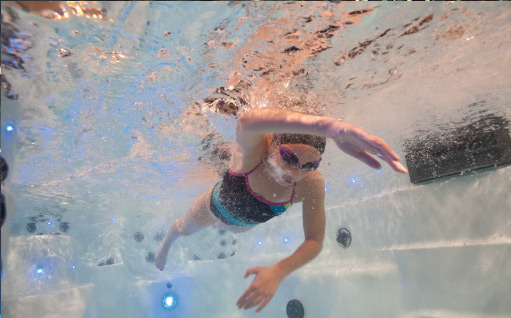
[266,133,326,185]
[273,134,326,154]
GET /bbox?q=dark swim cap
[274,134,327,154]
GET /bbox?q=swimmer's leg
[154,186,217,271]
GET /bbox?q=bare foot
[154,240,171,271]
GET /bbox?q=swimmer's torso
[210,162,295,227]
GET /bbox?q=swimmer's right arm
[237,108,408,173]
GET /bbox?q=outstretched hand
[236,265,284,313]
[327,121,408,173]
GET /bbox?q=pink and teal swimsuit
[210,161,295,227]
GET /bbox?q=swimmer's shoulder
[228,134,269,173]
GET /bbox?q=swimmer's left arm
[273,173,326,277]
[236,174,325,313]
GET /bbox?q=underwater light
[162,291,178,310]
[6,125,14,132]
[36,267,44,275]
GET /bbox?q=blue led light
[36,267,44,275]
[282,236,290,244]
[71,264,77,270]
[111,218,117,223]
[257,240,263,246]
[348,176,364,187]
[46,221,53,226]
[6,125,14,132]
[162,291,178,310]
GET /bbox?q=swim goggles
[275,134,322,171]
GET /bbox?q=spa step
[1,284,96,318]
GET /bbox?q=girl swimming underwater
[154,107,407,313]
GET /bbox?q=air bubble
[57,48,71,57]
[158,48,170,58]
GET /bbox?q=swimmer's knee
[175,218,189,236]
[175,217,205,236]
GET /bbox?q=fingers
[237,268,259,308]
[334,139,381,169]
[236,286,254,307]
[244,267,259,279]
[392,160,408,174]
[334,132,408,174]
[354,151,382,169]
[237,266,274,313]
[369,152,408,174]
[236,287,260,310]
[240,292,265,310]
[374,151,408,174]
[255,296,272,313]
[367,136,400,162]
[237,288,273,312]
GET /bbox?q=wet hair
[273,134,327,154]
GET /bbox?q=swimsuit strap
[227,160,264,177]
